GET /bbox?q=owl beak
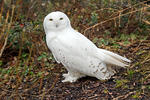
[56,24,58,28]
[55,23,59,28]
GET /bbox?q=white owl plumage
[43,11,131,82]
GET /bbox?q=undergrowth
[0,0,150,99]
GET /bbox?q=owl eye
[49,18,53,21]
[60,17,63,20]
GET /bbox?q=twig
[0,5,15,57]
[142,19,150,25]
[0,0,4,23]
[84,3,150,34]
[101,84,114,98]
[113,91,136,100]
[40,74,59,100]
[0,11,9,57]
[140,52,150,64]
[47,74,59,92]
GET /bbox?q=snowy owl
[43,11,131,83]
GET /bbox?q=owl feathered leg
[62,72,78,82]
[62,68,85,82]
[62,72,85,82]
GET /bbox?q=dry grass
[0,0,150,99]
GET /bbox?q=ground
[0,0,150,100]
[1,39,150,100]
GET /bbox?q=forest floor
[40,39,150,100]
[0,0,150,100]
[1,37,150,100]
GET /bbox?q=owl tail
[97,48,131,68]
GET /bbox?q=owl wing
[60,30,99,60]
[57,30,130,68]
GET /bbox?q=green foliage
[123,41,130,45]
[147,85,150,90]
[92,37,109,47]
[102,0,109,7]
[115,79,129,88]
[112,43,122,49]
[100,38,109,45]
[127,69,135,80]
[0,60,3,66]
[130,33,137,40]
[37,52,55,67]
[21,53,29,59]
[103,89,109,94]
[132,91,140,99]
[22,65,32,76]
[90,11,98,25]
[37,52,47,61]
[92,37,99,44]
[138,23,150,34]
[120,34,128,41]
[38,52,54,60]
[104,30,111,36]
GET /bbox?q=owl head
[43,11,71,33]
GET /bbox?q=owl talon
[62,76,78,83]
[63,73,69,78]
